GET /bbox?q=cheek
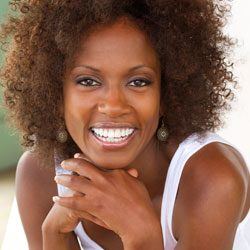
[131,91,160,132]
[144,104,160,134]
[63,87,92,138]
[63,83,161,138]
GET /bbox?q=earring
[157,117,169,142]
[56,125,68,143]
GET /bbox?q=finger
[73,209,110,230]
[74,153,90,161]
[60,188,84,198]
[75,153,138,179]
[74,154,111,173]
[63,190,84,198]
[56,203,110,230]
[53,194,106,221]
[75,153,138,177]
[72,191,84,197]
[126,168,139,178]
[54,174,93,194]
[53,196,110,229]
[53,195,89,210]
[60,158,104,181]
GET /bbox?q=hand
[42,190,82,250]
[44,154,139,234]
[42,188,83,234]
[42,202,79,234]
[53,153,160,242]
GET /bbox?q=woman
[0,0,249,249]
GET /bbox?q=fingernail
[74,153,80,158]
[52,196,60,202]
[60,160,65,167]
[54,175,67,182]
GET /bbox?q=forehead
[71,18,160,71]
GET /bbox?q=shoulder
[16,150,50,181]
[182,142,249,205]
[174,141,249,249]
[16,150,57,249]
[182,141,249,197]
[16,150,57,198]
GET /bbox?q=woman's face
[63,17,161,169]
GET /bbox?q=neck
[126,135,179,199]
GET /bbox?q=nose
[98,85,131,117]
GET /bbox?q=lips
[89,121,137,129]
[91,127,135,139]
[89,128,137,150]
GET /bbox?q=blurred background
[0,0,250,248]
[0,0,23,246]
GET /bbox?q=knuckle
[112,168,122,175]
[113,169,126,178]
[107,169,119,179]
[103,171,119,188]
[68,209,78,219]
[97,173,108,185]
[111,169,126,183]
[68,198,75,206]
[72,191,83,197]
[92,186,103,198]
[93,198,105,212]
[88,188,104,205]
[69,197,80,209]
[68,175,75,184]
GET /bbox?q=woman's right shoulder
[16,150,57,195]
[15,150,58,249]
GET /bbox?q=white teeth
[91,127,135,140]
[121,130,126,137]
[103,129,108,137]
[114,129,121,137]
[108,130,115,138]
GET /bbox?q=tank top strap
[161,132,240,248]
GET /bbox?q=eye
[128,78,152,87]
[76,77,101,87]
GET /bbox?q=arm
[122,223,164,250]
[174,142,249,250]
[42,226,80,250]
[15,151,80,250]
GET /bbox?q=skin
[15,16,250,250]
[61,17,172,199]
[54,16,170,248]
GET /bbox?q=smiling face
[63,17,162,169]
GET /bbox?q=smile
[90,127,136,149]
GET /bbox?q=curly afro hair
[0,0,237,167]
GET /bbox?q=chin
[90,157,132,171]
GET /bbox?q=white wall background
[218,0,250,168]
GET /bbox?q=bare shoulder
[173,141,250,250]
[16,150,57,249]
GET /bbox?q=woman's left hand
[53,153,162,244]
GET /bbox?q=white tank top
[55,132,250,250]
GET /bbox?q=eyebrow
[72,64,155,73]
